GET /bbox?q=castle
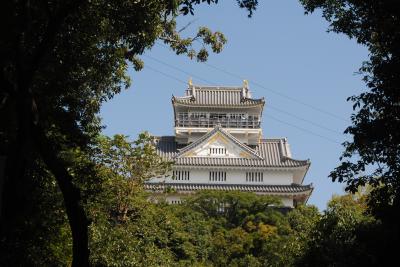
[145,80,313,207]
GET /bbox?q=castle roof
[144,182,313,195]
[175,125,264,160]
[172,85,264,107]
[154,127,310,169]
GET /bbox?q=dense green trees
[298,194,378,267]
[85,135,312,266]
[300,1,400,264]
[300,0,400,190]
[90,184,322,266]
[2,0,399,265]
[87,134,320,266]
[86,134,376,267]
[0,1,256,265]
[0,130,384,266]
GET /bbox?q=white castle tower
[145,80,313,207]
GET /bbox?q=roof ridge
[192,85,244,89]
[282,156,310,163]
[175,95,193,98]
[259,138,285,142]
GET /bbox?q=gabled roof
[175,125,263,160]
[154,127,310,169]
[172,85,264,107]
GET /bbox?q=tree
[89,133,177,266]
[298,194,377,267]
[285,205,320,264]
[185,190,282,228]
[93,133,171,223]
[183,191,313,266]
[300,0,400,262]
[0,1,258,265]
[299,0,400,206]
[0,159,73,266]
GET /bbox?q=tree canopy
[0,0,257,265]
[300,0,400,264]
[300,0,400,210]
[2,0,399,265]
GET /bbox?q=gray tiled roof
[172,86,264,107]
[144,182,313,194]
[176,125,264,160]
[154,136,177,159]
[154,129,309,168]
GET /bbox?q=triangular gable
[175,125,263,159]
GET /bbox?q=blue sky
[101,1,369,211]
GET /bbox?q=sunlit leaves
[300,2,400,231]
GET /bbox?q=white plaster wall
[280,197,294,207]
[147,169,296,207]
[165,195,183,204]
[192,138,242,158]
[159,169,294,185]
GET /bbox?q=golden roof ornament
[243,79,249,88]
[188,77,193,86]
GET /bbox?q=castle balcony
[175,118,261,128]
[175,113,261,129]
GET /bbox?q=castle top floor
[172,80,265,145]
[173,79,265,109]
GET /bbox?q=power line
[265,114,342,145]
[145,64,344,144]
[155,41,348,122]
[144,50,342,135]
[267,105,343,135]
[143,55,216,85]
[203,62,348,122]
[145,65,187,85]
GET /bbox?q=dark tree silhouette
[0,0,257,265]
[301,0,400,264]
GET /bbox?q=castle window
[209,171,227,182]
[209,147,227,156]
[172,170,190,181]
[246,172,263,182]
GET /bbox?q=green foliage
[298,194,378,267]
[300,1,400,264]
[90,133,170,222]
[186,190,282,227]
[300,0,400,218]
[0,160,73,266]
[90,197,178,267]
[95,133,171,183]
[88,133,177,266]
[179,191,316,267]
[1,1,255,264]
[4,144,375,267]
[91,189,384,267]
[88,185,387,267]
[5,0,397,265]
[90,176,321,267]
